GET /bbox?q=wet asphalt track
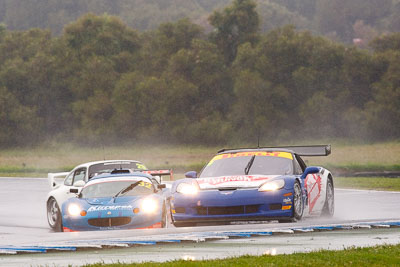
[0,177,399,266]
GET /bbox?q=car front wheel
[161,203,168,228]
[279,181,303,223]
[47,197,63,232]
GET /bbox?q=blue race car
[61,170,169,231]
[170,145,334,227]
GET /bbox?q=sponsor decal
[207,151,293,166]
[283,197,292,204]
[197,175,271,186]
[305,174,322,213]
[220,191,235,195]
[87,205,133,212]
[144,169,171,175]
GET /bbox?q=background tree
[209,0,259,64]
[0,86,42,146]
[0,5,399,147]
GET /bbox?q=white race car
[46,160,148,231]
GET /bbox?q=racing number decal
[136,164,147,170]
[138,181,152,189]
[305,174,322,213]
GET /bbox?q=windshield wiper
[244,155,256,175]
[113,181,141,198]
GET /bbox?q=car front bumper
[170,187,294,223]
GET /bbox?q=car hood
[85,196,141,206]
[196,175,280,190]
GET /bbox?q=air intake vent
[269,204,282,210]
[88,217,131,227]
[196,205,259,215]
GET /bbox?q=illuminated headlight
[141,198,158,214]
[68,204,81,216]
[176,183,199,195]
[259,180,285,191]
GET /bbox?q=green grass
[82,244,400,267]
[0,142,399,177]
[335,177,400,191]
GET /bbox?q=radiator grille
[196,205,259,215]
[88,217,131,227]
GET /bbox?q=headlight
[176,183,199,195]
[141,198,158,214]
[259,180,285,191]
[68,204,81,216]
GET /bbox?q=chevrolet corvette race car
[46,160,171,231]
[170,145,334,226]
[61,170,168,232]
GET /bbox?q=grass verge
[335,177,400,191]
[0,142,399,177]
[82,244,400,267]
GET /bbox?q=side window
[64,172,74,186]
[294,154,307,174]
[73,168,86,185]
[293,159,303,175]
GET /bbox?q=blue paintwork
[62,196,163,231]
[61,173,166,231]
[170,176,302,224]
[300,167,320,179]
[184,171,197,178]
[169,146,328,225]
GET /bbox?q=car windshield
[80,179,154,198]
[88,162,147,179]
[199,151,294,178]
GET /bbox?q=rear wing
[218,145,331,157]
[48,172,69,189]
[273,145,331,156]
[143,169,173,182]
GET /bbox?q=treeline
[0,0,399,147]
[0,0,399,44]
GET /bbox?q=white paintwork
[303,169,332,216]
[46,160,142,210]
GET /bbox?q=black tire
[161,203,168,228]
[321,177,335,217]
[293,181,304,221]
[279,181,303,223]
[47,197,63,232]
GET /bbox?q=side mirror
[157,184,166,189]
[73,180,85,187]
[185,171,197,178]
[301,167,320,179]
